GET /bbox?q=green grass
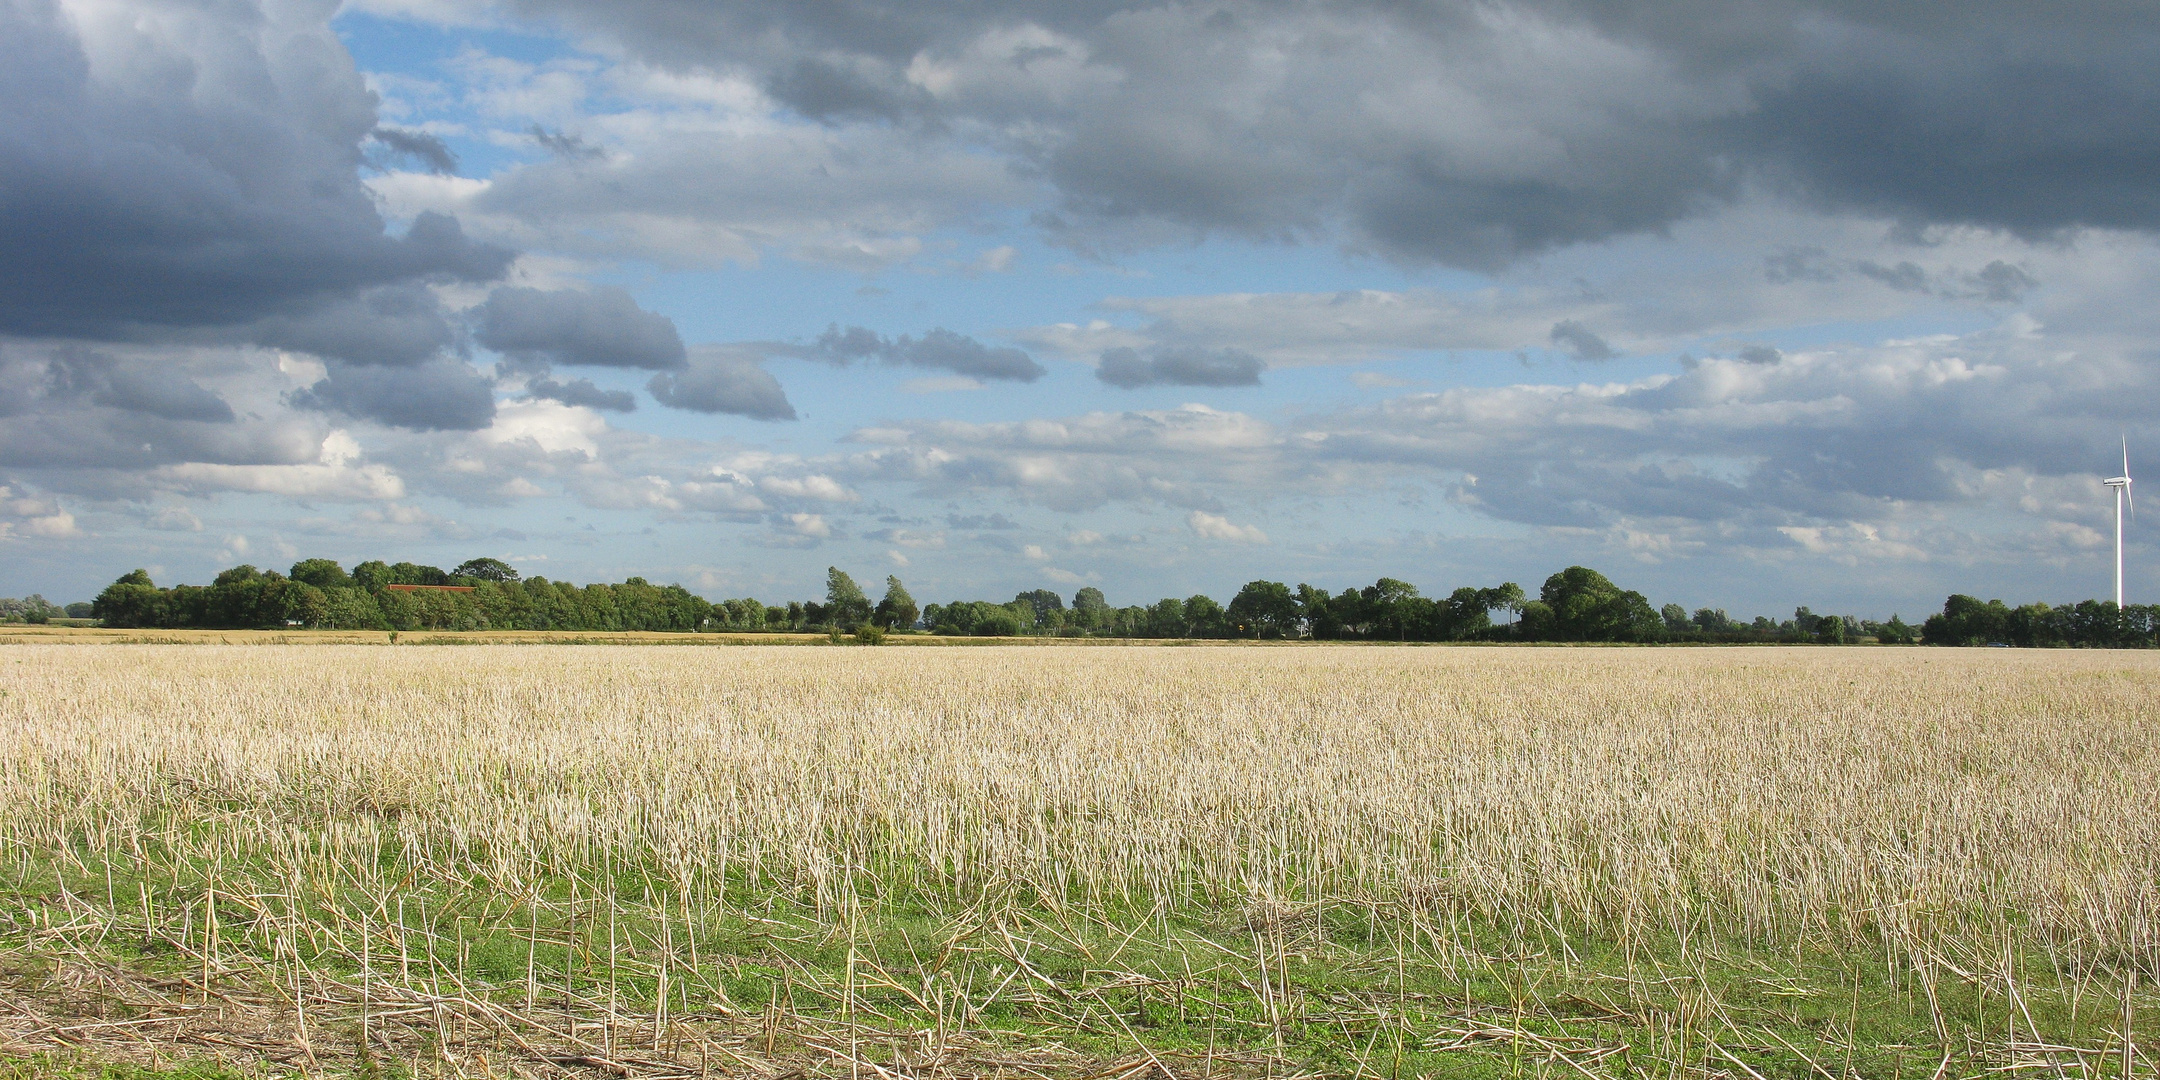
[3,853,2152,1079]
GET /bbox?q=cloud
[0,0,510,340]
[145,506,203,532]
[1973,261,2037,303]
[370,127,459,176]
[457,1,2160,272]
[155,431,404,501]
[524,376,636,412]
[293,359,498,431]
[968,245,1017,274]
[250,283,460,367]
[845,403,1274,512]
[947,512,1019,530]
[837,313,2160,564]
[529,125,607,162]
[901,376,984,393]
[647,347,796,419]
[1096,346,1264,388]
[1548,320,1618,361]
[45,348,233,423]
[808,325,1045,382]
[1187,511,1268,544]
[1352,371,1415,389]
[480,398,609,458]
[380,116,1024,271]
[474,286,687,369]
[0,484,79,539]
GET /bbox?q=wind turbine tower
[2104,439,2133,607]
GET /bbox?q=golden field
[0,642,2155,1078]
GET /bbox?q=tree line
[77,557,2160,646]
[0,594,90,624]
[1916,595,2160,647]
[90,559,712,633]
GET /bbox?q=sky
[5,0,2160,618]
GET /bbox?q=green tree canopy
[1360,578,1421,640]
[875,575,919,629]
[289,558,352,590]
[1071,587,1108,628]
[825,567,873,629]
[1013,589,1064,624]
[1227,580,1298,638]
[213,565,262,587]
[1534,566,1662,642]
[452,557,520,582]
[1183,594,1228,637]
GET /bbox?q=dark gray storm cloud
[1096,346,1263,388]
[526,376,637,412]
[251,285,460,367]
[0,0,508,359]
[46,348,234,424]
[474,287,688,369]
[1548,321,1618,361]
[371,127,459,176]
[293,361,498,431]
[530,126,608,162]
[648,349,797,420]
[809,325,1045,381]
[493,0,2160,268]
[0,344,323,476]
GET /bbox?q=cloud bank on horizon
[3,0,2158,614]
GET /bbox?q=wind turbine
[2104,438,2133,607]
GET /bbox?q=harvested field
[0,643,2155,1078]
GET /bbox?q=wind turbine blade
[2125,435,2131,480]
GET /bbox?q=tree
[1227,580,1298,638]
[1661,603,1690,634]
[1071,587,1109,629]
[875,576,919,629]
[214,565,262,586]
[1183,594,1228,637]
[1360,578,1421,640]
[1014,589,1064,624]
[351,561,393,591]
[824,567,872,629]
[452,557,520,582]
[1144,597,1186,638]
[1480,583,1525,622]
[388,562,448,586]
[1922,594,2010,646]
[1332,587,1368,636]
[321,588,386,630]
[1294,584,1339,639]
[289,558,353,590]
[1437,587,1496,640]
[1534,566,1661,642]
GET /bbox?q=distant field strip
[0,644,2156,1077]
